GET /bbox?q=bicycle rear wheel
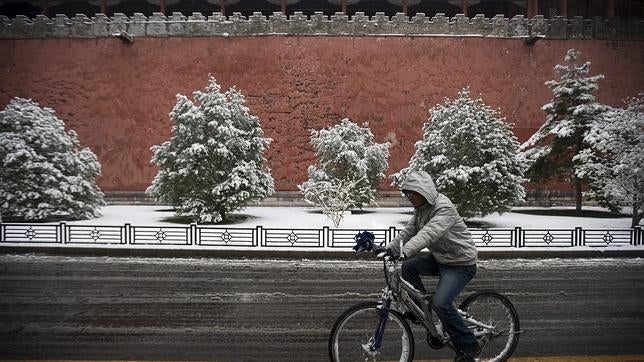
[459,291,520,362]
[329,301,414,362]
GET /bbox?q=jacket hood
[400,170,439,206]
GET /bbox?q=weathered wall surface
[0,15,642,192]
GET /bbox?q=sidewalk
[2,245,643,259]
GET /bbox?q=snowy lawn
[58,205,637,230]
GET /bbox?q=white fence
[1,223,642,249]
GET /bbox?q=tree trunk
[632,202,642,228]
[574,132,584,215]
[575,175,583,214]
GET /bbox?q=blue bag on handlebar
[353,231,375,252]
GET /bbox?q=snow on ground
[470,206,636,229]
[61,205,636,229]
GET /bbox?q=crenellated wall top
[0,11,642,40]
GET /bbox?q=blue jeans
[401,254,478,353]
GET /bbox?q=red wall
[1,36,642,191]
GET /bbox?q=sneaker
[454,354,475,362]
[454,342,481,362]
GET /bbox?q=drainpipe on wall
[527,0,538,19]
[221,0,226,17]
[41,0,49,16]
[462,0,468,17]
[341,0,347,15]
[605,0,615,18]
[281,0,286,15]
[160,0,166,15]
[559,0,567,18]
[402,0,408,15]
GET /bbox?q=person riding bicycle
[378,170,480,362]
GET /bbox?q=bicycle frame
[364,288,392,353]
[373,259,482,352]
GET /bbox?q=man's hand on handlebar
[373,245,403,261]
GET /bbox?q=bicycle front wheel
[459,291,520,362]
[329,301,414,362]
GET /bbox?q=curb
[1,246,643,259]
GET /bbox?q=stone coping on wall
[0,11,642,40]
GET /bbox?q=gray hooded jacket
[390,171,477,265]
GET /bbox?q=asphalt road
[1,253,643,361]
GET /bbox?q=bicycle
[328,232,521,361]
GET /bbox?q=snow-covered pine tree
[0,97,105,221]
[575,95,644,227]
[519,49,607,213]
[147,76,274,223]
[299,119,390,222]
[395,88,526,218]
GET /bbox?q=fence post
[388,226,397,244]
[0,221,3,242]
[125,223,132,244]
[323,226,330,247]
[59,222,67,244]
[256,226,263,247]
[575,227,584,247]
[632,226,642,246]
[513,227,523,248]
[512,227,517,248]
[190,223,197,246]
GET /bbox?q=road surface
[1,253,643,360]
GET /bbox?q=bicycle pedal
[426,334,445,349]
